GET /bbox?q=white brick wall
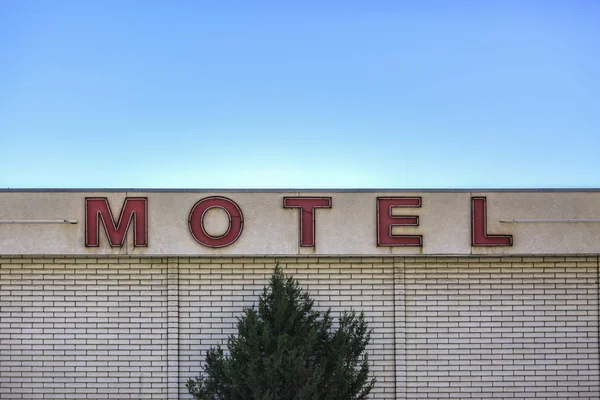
[1,256,599,399]
[0,257,169,399]
[402,256,600,400]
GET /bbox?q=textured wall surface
[3,190,600,256]
[401,257,600,399]
[1,256,599,399]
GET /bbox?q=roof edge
[2,188,600,193]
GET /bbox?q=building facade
[1,189,599,399]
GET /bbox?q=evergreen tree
[186,266,375,400]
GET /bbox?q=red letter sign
[471,197,512,246]
[377,197,422,246]
[283,197,332,247]
[188,196,244,248]
[85,197,148,247]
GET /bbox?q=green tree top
[187,266,375,400]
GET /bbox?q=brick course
[403,257,599,399]
[1,256,599,399]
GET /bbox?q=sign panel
[0,190,599,256]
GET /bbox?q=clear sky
[1,1,598,189]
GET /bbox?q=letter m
[85,197,148,247]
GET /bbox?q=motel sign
[85,196,512,248]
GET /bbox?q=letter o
[188,196,244,248]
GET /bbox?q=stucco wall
[1,256,599,399]
[3,190,600,256]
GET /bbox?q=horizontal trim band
[0,220,78,224]
[500,219,600,223]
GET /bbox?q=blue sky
[1,1,599,189]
